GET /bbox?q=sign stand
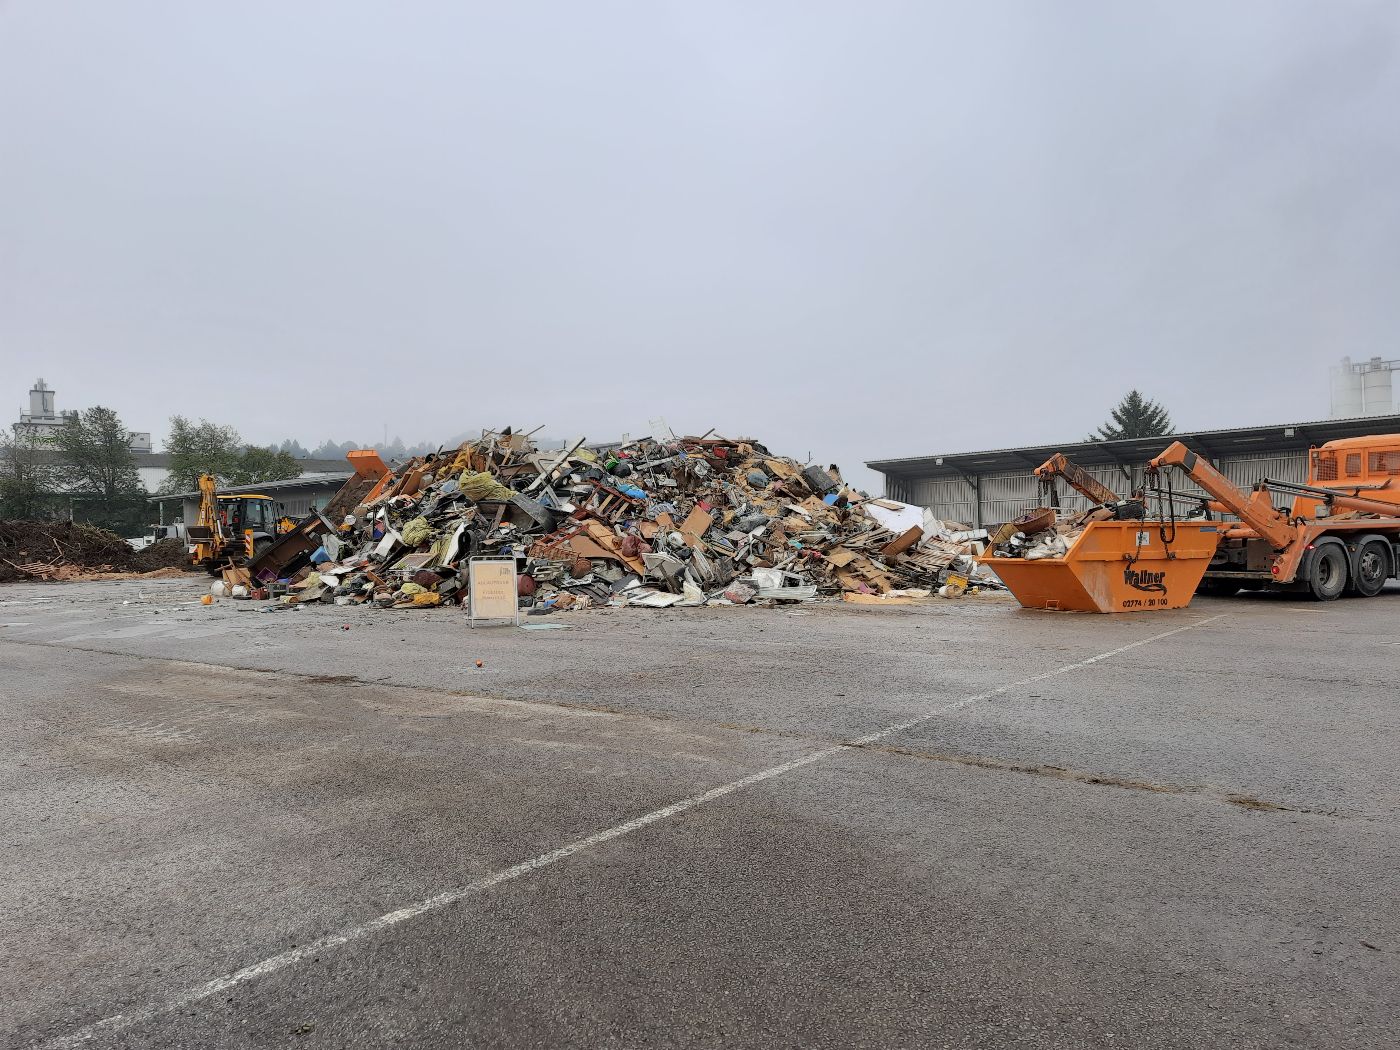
[467,556,520,628]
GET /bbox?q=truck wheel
[1348,538,1391,598]
[1306,543,1348,601]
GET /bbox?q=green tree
[227,446,303,486]
[163,417,304,491]
[51,406,147,532]
[162,416,244,492]
[0,428,59,519]
[1092,390,1175,441]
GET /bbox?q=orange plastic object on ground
[979,520,1221,613]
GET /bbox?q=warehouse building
[866,414,1400,528]
[148,473,353,528]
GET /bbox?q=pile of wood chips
[0,521,147,582]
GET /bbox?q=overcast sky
[3,1,1398,491]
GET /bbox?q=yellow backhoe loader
[185,475,285,575]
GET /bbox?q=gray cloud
[3,1,1398,492]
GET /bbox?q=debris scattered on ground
[233,427,1003,613]
[0,521,196,582]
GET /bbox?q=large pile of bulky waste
[0,522,188,582]
[242,428,1002,612]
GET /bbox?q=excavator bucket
[980,520,1221,613]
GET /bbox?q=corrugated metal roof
[148,472,352,503]
[865,414,1400,477]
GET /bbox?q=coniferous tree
[1092,390,1175,440]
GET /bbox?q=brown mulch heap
[130,538,192,572]
[0,521,191,582]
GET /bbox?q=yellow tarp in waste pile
[459,470,516,502]
[401,516,433,546]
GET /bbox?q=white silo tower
[1331,357,1397,418]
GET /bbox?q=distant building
[867,413,1400,527]
[147,473,354,526]
[8,379,346,507]
[15,379,153,452]
[1330,357,1398,418]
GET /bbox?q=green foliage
[50,407,147,532]
[162,417,304,491]
[1092,390,1175,441]
[162,416,244,493]
[228,446,303,486]
[0,428,59,520]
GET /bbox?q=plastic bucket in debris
[978,520,1221,613]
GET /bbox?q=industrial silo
[1330,356,1397,418]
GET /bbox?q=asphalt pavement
[2,578,1396,1049]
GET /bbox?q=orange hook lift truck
[983,434,1400,612]
[1146,434,1400,601]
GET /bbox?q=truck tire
[1347,537,1392,598]
[1306,542,1348,601]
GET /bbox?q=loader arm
[1147,442,1296,550]
[195,474,219,532]
[1034,453,1119,506]
[185,473,224,566]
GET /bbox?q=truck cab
[1296,437,1400,518]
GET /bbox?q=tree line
[1,406,453,535]
[275,436,440,460]
[0,410,305,535]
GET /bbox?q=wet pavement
[3,578,1397,1049]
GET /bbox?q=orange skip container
[979,520,1222,613]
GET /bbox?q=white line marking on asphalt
[39,614,1224,1048]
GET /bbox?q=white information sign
[468,557,519,627]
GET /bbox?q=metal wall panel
[1220,452,1308,488]
[978,470,1041,526]
[905,476,977,525]
[882,448,1312,526]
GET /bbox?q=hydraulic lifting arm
[1146,442,1296,550]
[1034,453,1120,506]
[1260,477,1400,518]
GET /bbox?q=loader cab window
[243,500,271,532]
[1345,453,1362,477]
[219,498,257,531]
